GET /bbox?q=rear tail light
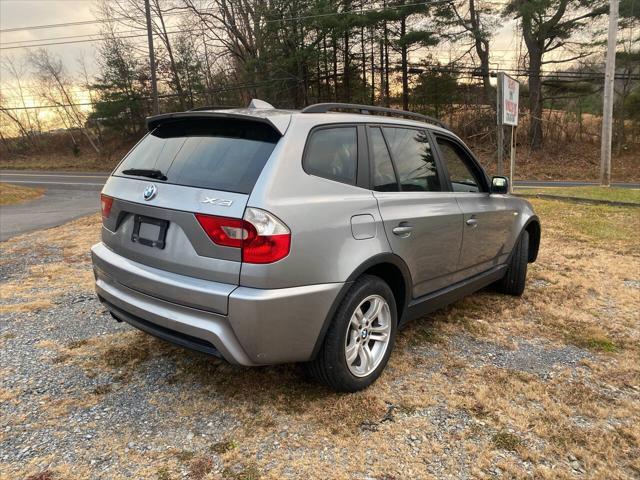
[195,207,290,264]
[101,194,113,218]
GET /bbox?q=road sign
[497,72,519,126]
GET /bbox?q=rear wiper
[121,168,167,181]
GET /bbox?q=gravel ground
[1,212,637,479]
[1,292,594,479]
[450,336,592,379]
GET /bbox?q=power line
[0,28,221,51]
[1,0,457,35]
[0,77,296,111]
[1,29,140,46]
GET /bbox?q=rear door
[370,125,464,298]
[432,134,514,279]
[101,117,281,287]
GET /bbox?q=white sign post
[496,72,519,192]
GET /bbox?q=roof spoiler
[145,111,289,135]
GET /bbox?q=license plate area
[132,214,168,249]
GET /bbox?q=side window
[369,127,398,192]
[382,127,441,192]
[304,127,357,184]
[436,138,482,193]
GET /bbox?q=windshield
[114,118,280,194]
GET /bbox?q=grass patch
[492,431,522,451]
[188,456,213,480]
[515,186,640,204]
[211,439,238,454]
[222,464,261,480]
[407,324,444,346]
[101,337,153,368]
[25,471,56,480]
[0,182,44,206]
[530,198,640,247]
[156,466,172,480]
[93,384,112,395]
[175,450,196,462]
[566,331,618,352]
[51,353,71,364]
[67,339,89,349]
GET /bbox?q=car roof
[147,102,455,138]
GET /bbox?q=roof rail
[300,103,448,129]
[188,105,238,112]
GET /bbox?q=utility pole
[600,0,619,187]
[496,72,504,176]
[145,0,159,115]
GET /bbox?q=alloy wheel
[344,294,392,377]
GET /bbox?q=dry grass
[0,153,120,172]
[472,139,640,183]
[0,214,100,313]
[3,198,640,479]
[0,182,44,206]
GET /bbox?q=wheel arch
[524,216,541,262]
[308,253,412,359]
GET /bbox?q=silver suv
[92,100,540,392]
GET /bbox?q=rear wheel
[308,275,397,392]
[498,230,529,296]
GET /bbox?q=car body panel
[454,193,515,278]
[373,191,464,297]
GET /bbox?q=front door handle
[392,224,413,237]
[466,218,478,228]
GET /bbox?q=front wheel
[308,275,397,392]
[497,230,529,296]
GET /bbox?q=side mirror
[491,176,509,194]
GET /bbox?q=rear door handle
[392,225,413,236]
[466,218,478,228]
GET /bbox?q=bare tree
[29,49,101,153]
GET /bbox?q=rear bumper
[91,243,343,366]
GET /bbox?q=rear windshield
[114,118,280,194]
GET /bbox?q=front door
[369,126,464,298]
[433,135,515,279]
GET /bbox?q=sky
[1,0,101,70]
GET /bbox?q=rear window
[114,119,280,194]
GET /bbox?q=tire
[308,275,397,392]
[497,230,529,296]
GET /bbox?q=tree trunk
[370,27,376,104]
[154,1,185,111]
[343,30,350,101]
[332,35,339,101]
[361,23,367,103]
[528,50,543,150]
[383,16,390,106]
[468,0,492,105]
[323,36,330,99]
[400,17,409,111]
[379,39,385,105]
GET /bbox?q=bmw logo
[143,184,157,201]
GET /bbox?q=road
[0,171,106,241]
[0,170,638,241]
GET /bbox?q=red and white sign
[498,73,519,126]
